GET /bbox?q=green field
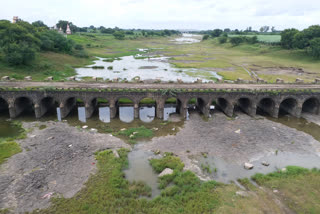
[228,34,281,43]
[1,32,319,83]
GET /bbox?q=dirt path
[0,121,130,213]
[1,81,320,90]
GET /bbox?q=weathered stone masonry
[0,89,319,119]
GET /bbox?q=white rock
[172,128,176,131]
[244,163,254,170]
[152,127,159,131]
[273,189,279,193]
[68,144,72,148]
[158,168,174,177]
[236,191,249,197]
[235,129,241,134]
[47,136,54,140]
[281,168,287,172]
[132,132,138,135]
[120,128,126,131]
[113,150,120,158]
[90,128,97,132]
[82,125,88,129]
[30,135,36,138]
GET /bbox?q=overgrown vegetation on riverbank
[0,121,25,165]
[32,149,320,214]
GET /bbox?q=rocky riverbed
[0,121,129,213]
[1,112,320,213]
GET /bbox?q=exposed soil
[141,112,320,179]
[0,121,130,213]
[251,65,315,76]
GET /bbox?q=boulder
[177,79,183,83]
[196,78,202,83]
[236,191,249,197]
[113,78,119,83]
[244,163,254,170]
[113,150,120,158]
[158,168,174,177]
[276,78,284,84]
[261,161,270,166]
[82,125,88,129]
[296,78,304,84]
[257,78,265,83]
[24,76,32,81]
[68,76,76,81]
[46,76,53,81]
[236,78,244,83]
[92,76,97,81]
[1,76,10,81]
[314,78,320,84]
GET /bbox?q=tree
[101,28,115,34]
[310,38,320,58]
[229,37,243,46]
[56,20,78,33]
[211,29,223,37]
[260,26,270,33]
[281,28,299,49]
[218,36,227,44]
[202,34,209,40]
[32,20,48,29]
[113,31,125,40]
[249,36,258,44]
[4,42,36,65]
[224,28,231,33]
[271,26,276,32]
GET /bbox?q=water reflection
[119,107,134,123]
[123,147,160,198]
[99,107,110,123]
[78,107,86,123]
[0,118,22,138]
[139,106,155,123]
[197,152,320,183]
[164,105,177,121]
[56,108,62,122]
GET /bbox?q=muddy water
[0,117,22,139]
[75,56,221,82]
[123,147,161,198]
[196,152,320,183]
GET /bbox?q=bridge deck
[1,82,320,90]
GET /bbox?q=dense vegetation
[0,20,87,66]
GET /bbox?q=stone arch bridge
[0,85,319,120]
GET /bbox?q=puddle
[75,55,221,82]
[0,117,23,139]
[123,147,161,198]
[268,115,320,142]
[196,152,320,183]
[171,33,202,44]
[139,106,155,123]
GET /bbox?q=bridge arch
[234,97,253,115]
[257,97,276,117]
[14,96,34,118]
[302,97,319,114]
[0,97,9,116]
[279,97,298,117]
[216,97,234,117]
[39,96,59,117]
[139,97,156,122]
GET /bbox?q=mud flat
[141,112,320,180]
[0,121,129,213]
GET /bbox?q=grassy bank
[0,121,26,165]
[32,149,320,214]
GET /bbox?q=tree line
[281,25,320,58]
[0,19,87,66]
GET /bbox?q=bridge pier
[60,100,76,119]
[109,100,117,119]
[134,103,139,119]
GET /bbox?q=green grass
[118,98,133,104]
[117,126,153,140]
[0,141,22,165]
[149,152,185,173]
[139,98,156,104]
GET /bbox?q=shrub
[74,44,84,50]
[202,34,210,41]
[229,36,243,46]
[218,37,227,44]
[149,153,184,173]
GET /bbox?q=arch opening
[302,98,319,114]
[139,98,156,122]
[279,98,298,117]
[0,97,9,117]
[235,98,251,115]
[164,97,182,120]
[217,98,229,111]
[187,97,206,115]
[14,97,34,117]
[40,97,59,117]
[91,98,109,123]
[257,98,275,116]
[117,97,134,123]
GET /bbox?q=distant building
[13,16,19,23]
[58,27,64,34]
[66,24,72,35]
